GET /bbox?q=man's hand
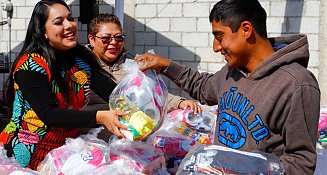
[178,100,203,114]
[136,53,171,72]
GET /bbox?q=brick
[135,32,156,45]
[305,1,321,17]
[146,18,170,32]
[308,50,319,68]
[183,3,210,17]
[195,47,222,62]
[134,46,145,55]
[135,18,145,31]
[144,46,169,58]
[197,18,211,32]
[25,0,40,6]
[171,18,196,32]
[288,17,319,34]
[135,4,156,18]
[307,34,319,51]
[11,19,26,30]
[260,2,270,16]
[182,33,209,47]
[158,4,182,17]
[16,30,27,42]
[16,7,33,19]
[146,0,173,4]
[170,47,195,61]
[157,32,182,46]
[307,67,318,80]
[208,62,226,73]
[11,0,26,6]
[11,41,23,53]
[267,17,287,33]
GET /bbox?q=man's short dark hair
[209,0,268,38]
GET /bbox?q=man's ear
[240,21,253,39]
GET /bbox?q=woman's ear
[44,33,48,39]
[88,34,95,47]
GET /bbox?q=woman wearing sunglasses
[86,14,202,140]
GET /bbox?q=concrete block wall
[133,0,321,99]
[0,0,323,101]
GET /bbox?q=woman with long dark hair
[0,0,127,169]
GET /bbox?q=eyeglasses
[94,34,126,44]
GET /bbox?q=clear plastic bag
[146,130,197,174]
[109,54,168,141]
[109,139,167,175]
[318,105,327,146]
[176,144,284,175]
[37,134,110,175]
[161,105,217,144]
[0,144,41,174]
[314,145,327,175]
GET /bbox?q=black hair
[209,0,268,38]
[6,0,111,113]
[88,13,122,36]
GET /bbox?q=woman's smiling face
[89,22,125,65]
[44,3,78,51]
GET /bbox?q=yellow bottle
[109,97,155,138]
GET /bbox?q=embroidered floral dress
[0,52,93,169]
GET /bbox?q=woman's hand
[178,100,203,114]
[136,53,171,72]
[96,110,129,138]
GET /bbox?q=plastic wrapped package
[147,130,197,157]
[37,134,110,175]
[161,105,217,144]
[109,139,167,175]
[109,58,168,141]
[176,145,284,175]
[146,130,197,174]
[314,144,327,175]
[318,105,327,146]
[0,145,41,175]
[78,160,145,175]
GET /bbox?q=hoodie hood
[249,34,309,79]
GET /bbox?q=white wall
[0,0,324,103]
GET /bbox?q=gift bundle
[109,58,168,141]
[176,144,284,175]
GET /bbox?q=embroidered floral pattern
[71,70,89,85]
[0,53,91,169]
[23,109,45,132]
[17,129,39,145]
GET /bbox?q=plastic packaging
[37,134,110,175]
[318,105,327,146]
[109,139,167,175]
[176,144,284,175]
[0,144,41,174]
[147,130,197,174]
[161,105,217,144]
[109,52,168,141]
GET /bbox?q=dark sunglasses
[94,34,126,44]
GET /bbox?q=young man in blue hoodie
[136,0,320,174]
